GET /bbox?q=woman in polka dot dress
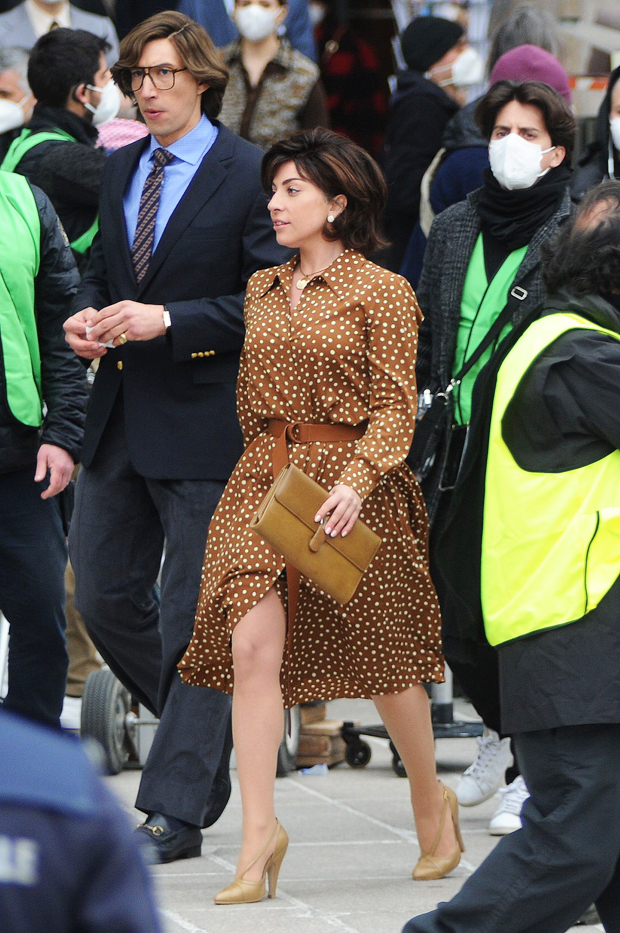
[179,128,463,903]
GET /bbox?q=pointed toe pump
[214,820,289,905]
[413,784,465,881]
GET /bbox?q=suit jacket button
[198,351,204,357]
[117,360,123,371]
[191,352,197,358]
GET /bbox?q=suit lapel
[15,6,36,47]
[137,126,233,294]
[108,138,147,291]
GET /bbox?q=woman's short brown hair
[475,80,575,166]
[261,128,388,253]
[111,11,228,121]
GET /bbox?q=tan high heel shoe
[214,820,289,905]
[412,784,465,881]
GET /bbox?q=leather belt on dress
[264,418,367,659]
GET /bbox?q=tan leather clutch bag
[250,463,382,605]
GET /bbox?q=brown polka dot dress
[178,250,444,706]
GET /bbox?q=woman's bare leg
[373,686,458,857]
[230,585,287,881]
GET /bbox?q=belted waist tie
[262,418,368,663]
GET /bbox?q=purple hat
[490,44,572,104]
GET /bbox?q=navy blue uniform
[0,711,162,933]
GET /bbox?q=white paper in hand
[85,324,115,349]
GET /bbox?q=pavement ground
[106,697,605,933]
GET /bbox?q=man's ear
[71,82,90,106]
[550,145,566,168]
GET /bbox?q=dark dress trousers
[70,123,290,826]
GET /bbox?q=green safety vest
[0,171,42,426]
[481,312,620,647]
[452,234,527,425]
[1,128,99,254]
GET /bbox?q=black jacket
[13,104,106,263]
[77,122,290,480]
[571,65,620,202]
[381,69,459,271]
[436,293,620,732]
[0,185,87,474]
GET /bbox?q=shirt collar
[146,114,215,167]
[258,250,366,300]
[25,0,71,35]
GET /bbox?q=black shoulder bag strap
[409,282,531,480]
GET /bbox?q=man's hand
[35,444,74,499]
[64,307,106,359]
[88,301,167,346]
[314,484,362,538]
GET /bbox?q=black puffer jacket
[11,104,106,265]
[571,65,620,201]
[0,185,87,474]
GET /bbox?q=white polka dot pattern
[178,250,444,706]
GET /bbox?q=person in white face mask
[218,0,329,151]
[0,47,35,160]
[411,84,574,871]
[0,27,116,269]
[381,15,468,271]
[572,64,620,202]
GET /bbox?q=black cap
[400,15,464,73]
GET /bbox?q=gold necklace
[295,259,335,290]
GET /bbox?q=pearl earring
[327,214,335,223]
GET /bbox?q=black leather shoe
[135,813,203,864]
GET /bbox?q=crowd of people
[0,2,619,932]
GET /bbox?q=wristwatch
[162,307,171,330]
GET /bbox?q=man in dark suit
[63,10,288,863]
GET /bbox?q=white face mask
[429,46,485,89]
[0,94,29,133]
[235,4,279,43]
[85,79,121,127]
[610,116,620,152]
[489,133,555,190]
[450,46,485,87]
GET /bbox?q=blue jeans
[0,467,68,726]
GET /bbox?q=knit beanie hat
[400,15,464,73]
[490,44,572,103]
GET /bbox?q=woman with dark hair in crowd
[413,78,575,831]
[179,127,462,903]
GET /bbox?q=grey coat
[415,185,573,520]
[0,3,118,65]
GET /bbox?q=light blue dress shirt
[123,114,219,253]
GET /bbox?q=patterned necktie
[48,20,60,30]
[131,147,175,283]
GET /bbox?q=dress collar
[257,250,367,300]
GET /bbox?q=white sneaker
[60,695,82,731]
[489,775,529,835]
[456,727,513,806]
